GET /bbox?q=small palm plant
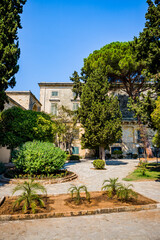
[101,178,121,198]
[68,185,90,204]
[12,179,47,213]
[139,162,148,176]
[117,184,137,201]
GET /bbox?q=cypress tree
[0,0,26,110]
[79,68,122,160]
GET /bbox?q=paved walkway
[0,159,160,202]
[0,159,160,240]
[0,209,160,240]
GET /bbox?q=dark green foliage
[79,68,122,158]
[0,162,6,174]
[132,154,138,159]
[112,150,123,155]
[128,91,156,129]
[5,169,69,180]
[139,162,148,176]
[68,185,90,204]
[134,0,160,87]
[13,141,66,174]
[93,159,105,169]
[0,107,56,149]
[67,155,80,161]
[71,41,147,101]
[117,184,137,201]
[12,179,47,213]
[101,178,121,198]
[0,0,26,110]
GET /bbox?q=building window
[72,146,79,155]
[51,103,58,116]
[51,91,58,97]
[73,103,79,111]
[111,147,122,154]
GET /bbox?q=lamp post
[136,144,140,162]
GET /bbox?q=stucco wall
[0,147,10,163]
[6,93,30,110]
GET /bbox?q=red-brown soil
[0,191,156,215]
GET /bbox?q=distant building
[6,91,41,111]
[39,82,154,158]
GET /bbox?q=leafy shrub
[117,184,137,201]
[0,107,56,149]
[93,159,105,169]
[101,178,121,198]
[139,162,148,176]
[13,141,66,174]
[132,154,138,159]
[67,155,80,161]
[68,185,90,204]
[0,162,6,174]
[112,150,123,155]
[12,179,47,213]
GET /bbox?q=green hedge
[93,159,105,169]
[13,141,66,174]
[67,155,80,161]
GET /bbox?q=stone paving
[0,209,160,240]
[0,159,160,240]
[0,159,160,202]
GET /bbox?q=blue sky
[9,0,148,100]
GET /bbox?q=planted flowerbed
[0,178,157,221]
[0,191,156,217]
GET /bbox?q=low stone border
[0,172,78,185]
[0,203,158,222]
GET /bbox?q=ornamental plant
[93,159,105,169]
[68,185,90,204]
[101,178,121,198]
[13,141,66,175]
[12,179,47,213]
[117,184,137,201]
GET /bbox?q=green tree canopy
[135,0,160,86]
[151,97,160,147]
[0,0,26,110]
[71,41,148,100]
[0,107,56,149]
[79,68,122,160]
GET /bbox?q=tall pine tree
[79,69,122,160]
[135,0,160,91]
[0,0,26,110]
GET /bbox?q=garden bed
[1,170,77,184]
[0,191,157,221]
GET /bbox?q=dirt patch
[0,191,156,216]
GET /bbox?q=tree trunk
[137,116,153,162]
[99,146,105,160]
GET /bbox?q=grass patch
[123,162,160,181]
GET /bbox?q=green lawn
[123,162,160,181]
